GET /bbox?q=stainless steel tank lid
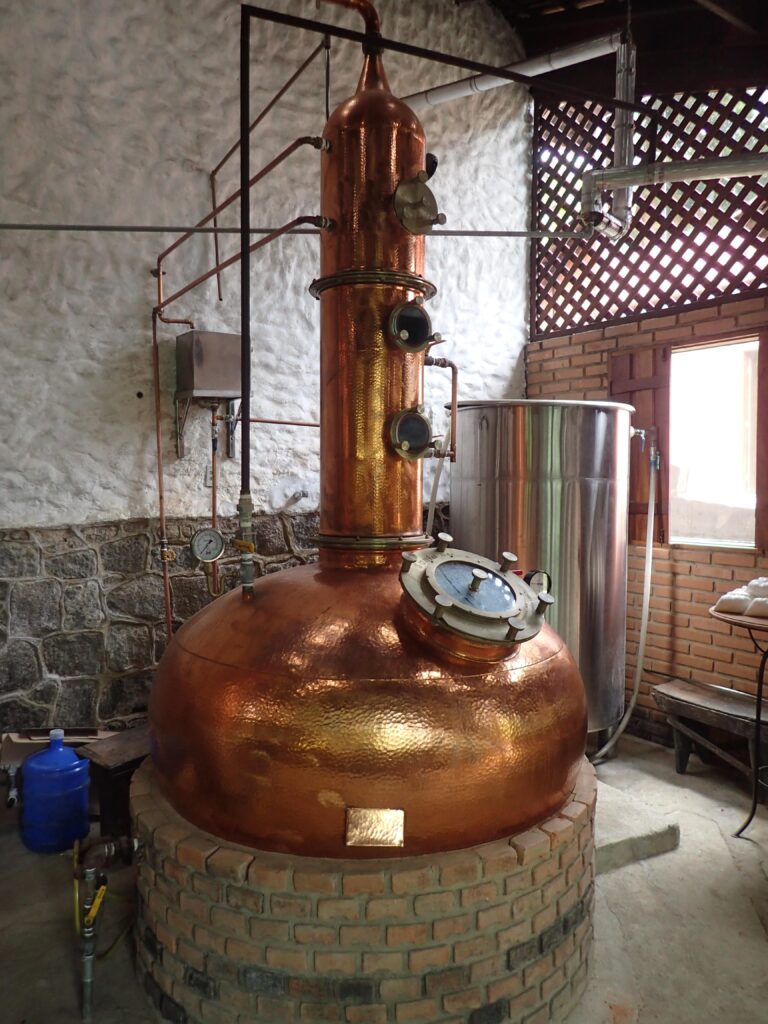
[450,399,636,413]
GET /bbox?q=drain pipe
[584,152,768,237]
[609,39,637,237]
[402,32,624,114]
[593,433,661,763]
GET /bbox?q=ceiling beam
[688,0,759,35]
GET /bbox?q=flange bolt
[433,594,453,621]
[401,552,418,574]
[536,591,555,616]
[436,532,453,553]
[506,616,526,641]
[500,551,518,572]
[470,568,488,593]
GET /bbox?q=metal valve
[436,532,453,553]
[470,568,488,593]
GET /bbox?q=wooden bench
[652,679,768,801]
[80,723,150,836]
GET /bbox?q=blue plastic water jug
[21,729,90,853]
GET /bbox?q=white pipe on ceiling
[401,31,625,114]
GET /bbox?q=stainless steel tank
[450,400,634,732]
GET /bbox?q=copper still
[150,0,587,859]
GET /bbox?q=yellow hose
[73,840,80,937]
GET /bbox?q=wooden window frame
[610,326,768,552]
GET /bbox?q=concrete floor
[1,736,767,1024]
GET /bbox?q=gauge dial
[434,561,516,614]
[190,527,225,563]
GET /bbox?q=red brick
[510,829,550,865]
[153,824,192,858]
[431,912,471,941]
[497,920,532,948]
[408,944,451,971]
[226,885,264,913]
[342,873,387,897]
[508,987,539,1014]
[387,923,429,946]
[250,918,291,942]
[226,937,266,965]
[246,860,292,890]
[391,866,437,895]
[295,924,337,945]
[256,996,295,1022]
[176,836,219,872]
[468,953,506,981]
[488,974,524,1001]
[460,881,498,907]
[477,902,511,930]
[299,1004,341,1021]
[453,933,494,962]
[192,874,224,902]
[366,898,410,921]
[166,908,196,942]
[340,924,384,946]
[210,906,248,937]
[443,988,485,1013]
[513,890,543,918]
[439,855,481,887]
[394,998,439,1022]
[294,870,339,894]
[272,894,312,919]
[414,891,456,916]
[314,951,357,975]
[424,965,469,995]
[317,898,360,922]
[345,1008,388,1024]
[362,951,403,973]
[266,946,308,972]
[206,848,253,883]
[478,847,520,876]
[178,892,209,923]
[192,924,227,955]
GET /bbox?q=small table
[708,608,768,837]
[80,723,150,837]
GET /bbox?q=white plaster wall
[0,0,531,528]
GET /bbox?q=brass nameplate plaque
[345,807,405,847]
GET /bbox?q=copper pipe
[425,356,458,462]
[211,41,326,179]
[157,216,328,312]
[210,405,220,593]
[158,137,323,269]
[317,0,380,35]
[249,417,320,428]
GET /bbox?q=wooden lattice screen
[531,87,768,338]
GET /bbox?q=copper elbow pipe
[317,0,380,36]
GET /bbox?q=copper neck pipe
[318,48,428,551]
[317,0,380,36]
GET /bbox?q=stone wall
[132,758,595,1024]
[0,513,319,731]
[0,505,450,732]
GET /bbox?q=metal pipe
[157,216,328,312]
[0,222,589,240]
[239,5,255,593]
[425,356,458,463]
[583,153,768,236]
[611,40,637,230]
[242,3,653,116]
[158,137,324,266]
[210,406,220,593]
[317,0,380,35]
[403,31,624,114]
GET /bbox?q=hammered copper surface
[150,40,588,857]
[150,565,587,857]
[319,54,426,541]
[346,807,405,847]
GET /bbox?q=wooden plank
[653,678,768,728]
[80,723,150,770]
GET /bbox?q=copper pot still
[150,0,587,858]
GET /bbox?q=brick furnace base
[130,759,595,1024]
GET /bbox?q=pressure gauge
[400,535,554,651]
[190,527,225,563]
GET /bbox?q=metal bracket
[174,397,192,458]
[227,400,240,459]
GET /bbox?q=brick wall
[526,295,768,743]
[131,759,596,1024]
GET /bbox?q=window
[609,328,768,551]
[669,338,758,546]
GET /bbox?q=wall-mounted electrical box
[175,331,241,399]
[174,331,241,457]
